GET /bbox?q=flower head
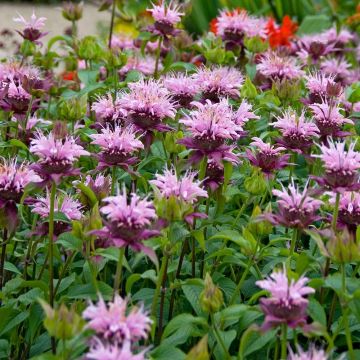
[163,73,199,108]
[91,94,127,126]
[118,79,176,135]
[272,111,319,152]
[246,137,289,175]
[147,1,183,36]
[304,72,341,104]
[257,52,304,82]
[321,58,351,84]
[83,295,151,343]
[332,191,360,229]
[256,266,314,330]
[288,345,327,360]
[90,124,143,169]
[119,55,162,77]
[321,27,354,46]
[83,174,111,203]
[194,66,243,101]
[296,35,335,63]
[233,99,259,126]
[13,11,47,43]
[29,131,89,183]
[309,99,353,138]
[313,139,360,191]
[0,79,32,114]
[267,180,323,229]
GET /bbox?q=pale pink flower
[233,100,259,126]
[91,94,127,125]
[83,174,111,202]
[266,180,323,228]
[321,58,351,84]
[313,139,360,190]
[304,72,341,103]
[256,266,314,330]
[150,168,208,204]
[31,191,83,221]
[0,79,31,114]
[90,124,143,168]
[321,27,354,45]
[119,55,162,77]
[288,345,327,360]
[296,35,335,63]
[110,34,134,52]
[118,79,176,134]
[194,66,244,101]
[216,8,267,41]
[272,110,319,152]
[13,11,47,43]
[29,131,89,183]
[309,100,353,137]
[163,73,199,107]
[257,52,304,81]
[83,295,151,342]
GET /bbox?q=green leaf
[168,62,197,73]
[126,273,142,294]
[308,298,327,327]
[57,232,83,252]
[151,345,185,360]
[242,329,276,357]
[297,15,331,35]
[182,279,205,316]
[9,139,28,151]
[67,281,113,300]
[0,310,29,336]
[4,261,21,275]
[192,230,205,251]
[77,69,98,86]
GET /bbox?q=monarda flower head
[321,27,354,48]
[245,137,289,176]
[321,58,351,85]
[29,131,89,183]
[178,99,241,165]
[83,295,152,343]
[296,35,335,64]
[265,180,323,229]
[89,124,143,171]
[304,72,341,104]
[0,158,41,232]
[118,79,176,145]
[233,99,259,127]
[93,187,159,262]
[0,78,32,115]
[13,11,48,44]
[91,94,127,127]
[150,167,208,223]
[288,345,327,360]
[215,8,267,44]
[256,52,304,85]
[309,99,353,138]
[194,66,244,102]
[331,191,360,231]
[272,110,319,153]
[256,266,315,331]
[163,73,199,108]
[119,55,162,78]
[313,139,360,191]
[147,1,183,36]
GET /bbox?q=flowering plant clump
[1,1,360,359]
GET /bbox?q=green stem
[108,0,116,49]
[48,181,57,354]
[210,314,231,360]
[154,37,163,79]
[113,247,125,297]
[332,192,340,232]
[151,254,168,319]
[280,324,287,360]
[111,166,116,195]
[54,252,76,297]
[0,229,8,291]
[231,197,249,229]
[289,228,298,256]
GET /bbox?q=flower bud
[62,1,83,22]
[200,273,224,313]
[247,205,273,237]
[244,36,268,53]
[185,335,209,360]
[78,36,102,61]
[244,169,267,195]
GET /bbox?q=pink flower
[119,55,162,77]
[150,168,208,204]
[321,27,354,46]
[246,137,289,175]
[83,174,111,202]
[90,124,143,169]
[331,191,360,229]
[163,73,199,108]
[29,131,89,183]
[147,1,183,36]
[296,35,335,63]
[118,79,176,136]
[309,100,353,138]
[304,72,341,104]
[272,110,319,152]
[257,52,304,82]
[194,66,244,101]
[13,11,47,43]
[233,100,259,126]
[93,187,159,261]
[0,79,31,114]
[313,139,360,191]
[216,9,267,42]
[266,180,323,229]
[288,345,327,360]
[86,339,146,360]
[0,158,40,198]
[31,191,83,221]
[83,295,151,342]
[256,266,314,330]
[91,94,127,126]
[321,58,351,84]
[178,99,241,164]
[110,34,135,52]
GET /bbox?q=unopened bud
[200,273,223,313]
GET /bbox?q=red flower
[209,18,218,34]
[266,15,297,48]
[61,70,77,81]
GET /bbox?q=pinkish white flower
[91,94,127,125]
[119,55,162,77]
[13,11,47,43]
[150,168,207,204]
[83,174,111,202]
[256,266,314,330]
[288,345,327,360]
[194,66,244,101]
[257,52,304,82]
[272,110,319,152]
[309,99,353,137]
[304,72,341,103]
[233,100,259,126]
[321,27,354,46]
[296,35,335,63]
[110,34,135,52]
[321,58,351,84]
[0,79,31,114]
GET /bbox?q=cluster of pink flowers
[83,295,151,360]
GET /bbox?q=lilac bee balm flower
[288,345,327,360]
[256,266,314,331]
[13,11,47,43]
